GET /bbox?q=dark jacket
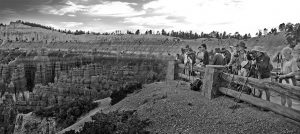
[255,53,273,79]
[211,53,224,65]
[223,50,231,64]
[199,51,209,66]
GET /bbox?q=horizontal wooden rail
[221,73,300,101]
[177,64,205,72]
[178,73,198,81]
[219,87,300,122]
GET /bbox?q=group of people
[176,41,300,108]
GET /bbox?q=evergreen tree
[285,23,294,32]
[135,29,140,35]
[258,30,262,37]
[279,23,286,32]
[161,29,167,35]
[222,31,227,39]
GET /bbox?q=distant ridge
[0,20,297,57]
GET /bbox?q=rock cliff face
[13,112,56,134]
[0,22,87,43]
[0,94,17,134]
[0,21,175,134]
[0,21,182,57]
[0,52,170,134]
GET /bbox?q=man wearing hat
[227,41,248,75]
[250,46,273,101]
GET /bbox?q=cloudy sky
[0,0,299,35]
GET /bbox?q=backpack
[190,79,203,91]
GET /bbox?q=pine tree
[135,29,140,35]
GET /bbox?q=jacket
[255,52,273,79]
[202,51,209,66]
[211,53,224,65]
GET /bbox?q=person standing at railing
[211,48,224,65]
[181,45,196,76]
[272,35,297,70]
[221,47,231,65]
[196,44,209,67]
[278,47,298,108]
[249,46,273,101]
[289,42,300,87]
[226,42,248,75]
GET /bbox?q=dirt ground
[111,80,300,134]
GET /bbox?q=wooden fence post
[202,65,225,100]
[166,60,175,80]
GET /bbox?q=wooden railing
[175,62,300,122]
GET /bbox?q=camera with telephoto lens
[233,53,239,57]
[246,51,258,61]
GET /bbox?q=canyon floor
[61,80,300,134]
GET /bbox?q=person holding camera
[248,46,273,101]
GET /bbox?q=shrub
[110,82,142,105]
[33,97,98,129]
[64,110,151,134]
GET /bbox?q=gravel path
[110,81,300,134]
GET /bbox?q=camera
[246,51,257,61]
[233,53,239,57]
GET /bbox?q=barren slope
[109,81,300,133]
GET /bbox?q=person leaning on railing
[226,42,248,75]
[249,46,273,101]
[292,43,300,86]
[277,47,298,108]
[211,48,224,65]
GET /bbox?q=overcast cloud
[0,0,299,35]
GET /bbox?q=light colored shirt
[282,58,298,75]
[238,68,248,77]
[229,50,247,67]
[196,51,204,64]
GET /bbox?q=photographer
[249,46,273,79]
[226,42,248,75]
[248,46,273,101]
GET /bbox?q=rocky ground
[56,80,300,134]
[110,80,300,134]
